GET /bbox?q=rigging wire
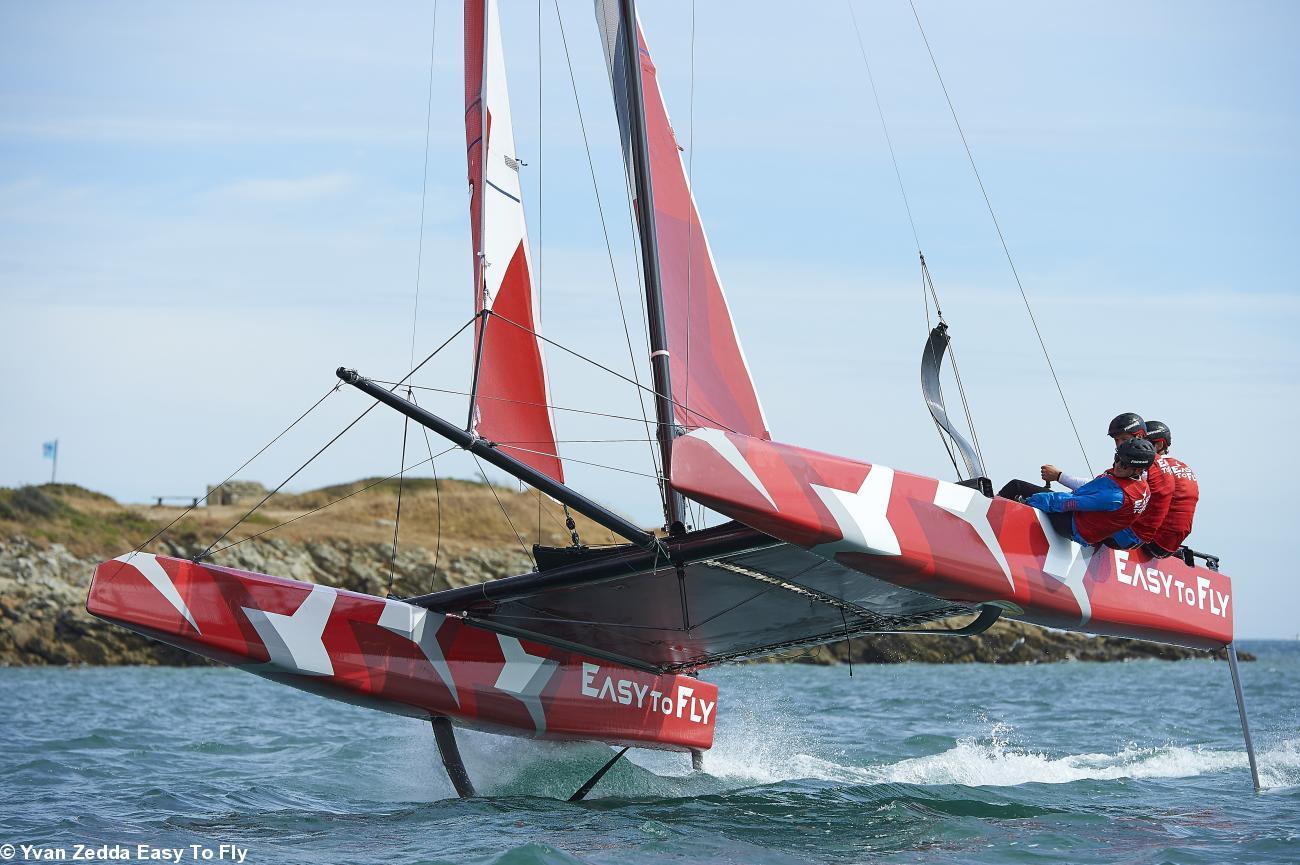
[373,381,672,427]
[387,414,412,593]
[407,1,440,376]
[393,313,479,390]
[925,261,987,474]
[197,315,477,560]
[927,271,986,478]
[489,444,663,480]
[408,391,445,593]
[113,381,342,568]
[197,399,384,561]
[916,256,987,475]
[426,449,443,590]
[552,0,662,485]
[206,448,456,558]
[390,0,441,597]
[847,1,922,256]
[848,0,986,481]
[472,454,535,565]
[487,310,740,434]
[906,0,1093,475]
[921,273,963,478]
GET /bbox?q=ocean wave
[646,722,1300,793]
[879,740,1240,787]
[431,712,1300,800]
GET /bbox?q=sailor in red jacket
[1038,414,1178,544]
[1041,412,1150,491]
[1139,420,1200,558]
[1127,419,1176,549]
[1025,438,1156,548]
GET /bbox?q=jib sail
[465,0,564,481]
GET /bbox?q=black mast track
[337,367,659,551]
[616,0,685,533]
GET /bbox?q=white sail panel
[465,0,563,481]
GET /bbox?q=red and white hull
[672,429,1233,650]
[86,554,716,752]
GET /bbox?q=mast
[615,0,685,532]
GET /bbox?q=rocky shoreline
[0,483,1248,667]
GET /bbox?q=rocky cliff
[0,483,1245,666]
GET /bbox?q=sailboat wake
[447,724,1300,800]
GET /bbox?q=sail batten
[465,0,563,482]
[594,3,770,442]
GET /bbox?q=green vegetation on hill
[0,485,159,557]
[0,478,613,561]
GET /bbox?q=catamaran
[86,0,1263,798]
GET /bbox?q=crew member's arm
[1058,472,1088,491]
[1025,476,1123,513]
[1041,464,1087,491]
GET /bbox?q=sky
[1,1,1297,637]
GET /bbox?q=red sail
[595,6,770,440]
[465,0,563,481]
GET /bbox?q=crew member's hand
[1040,464,1062,483]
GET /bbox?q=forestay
[465,0,563,481]
[593,1,770,441]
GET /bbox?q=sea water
[1,642,1297,865]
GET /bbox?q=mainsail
[465,0,563,481]
[594,2,770,441]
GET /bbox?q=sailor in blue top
[1026,477,1138,547]
[1025,438,1156,548]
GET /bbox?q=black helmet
[1145,420,1171,449]
[1108,412,1145,438]
[1116,437,1156,469]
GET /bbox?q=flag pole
[51,439,58,484]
